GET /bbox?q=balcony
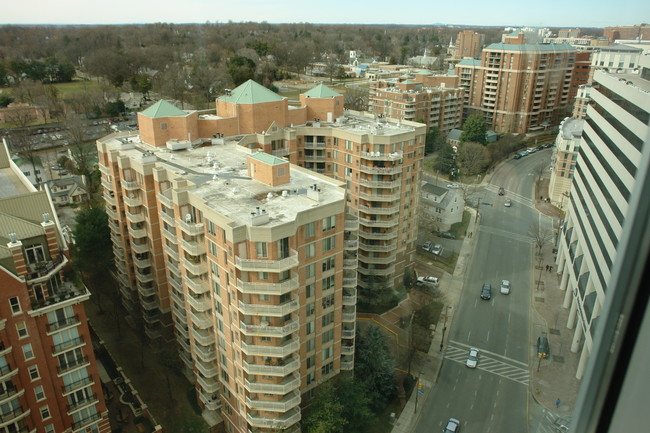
[125,210,145,224]
[195,360,219,379]
[359,204,400,215]
[342,290,357,306]
[343,258,357,270]
[72,413,102,430]
[105,206,118,220]
[240,320,299,337]
[358,241,397,252]
[145,324,162,340]
[341,344,355,356]
[32,284,91,313]
[344,217,359,231]
[236,275,299,296]
[142,309,161,325]
[26,255,67,283]
[304,154,326,162]
[243,357,300,376]
[174,319,189,338]
[107,218,119,232]
[192,328,215,346]
[185,276,210,295]
[162,227,177,243]
[98,164,110,176]
[177,219,204,236]
[358,231,397,240]
[159,210,175,226]
[358,191,401,201]
[247,407,300,429]
[193,342,217,362]
[359,254,396,265]
[342,308,356,322]
[168,276,183,292]
[246,391,301,412]
[104,192,116,206]
[132,256,150,268]
[342,326,356,339]
[235,250,299,272]
[0,406,30,425]
[62,376,94,395]
[183,258,207,276]
[168,260,181,275]
[358,216,399,228]
[157,191,174,208]
[341,358,354,370]
[190,310,213,329]
[121,180,139,191]
[123,195,142,207]
[164,244,179,260]
[198,389,220,412]
[181,239,207,256]
[272,148,290,157]
[344,238,358,250]
[197,374,220,393]
[360,151,403,161]
[46,314,80,333]
[359,165,401,175]
[128,226,147,239]
[241,339,300,357]
[244,374,300,394]
[357,264,395,276]
[135,270,154,284]
[343,274,357,288]
[57,356,90,375]
[140,296,159,311]
[187,294,212,312]
[238,299,299,317]
[101,177,113,190]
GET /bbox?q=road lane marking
[445,342,530,386]
[449,340,528,367]
[487,330,491,342]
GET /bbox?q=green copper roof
[250,152,287,166]
[457,59,481,67]
[219,80,284,104]
[486,43,575,52]
[402,80,414,84]
[417,70,433,75]
[400,73,414,78]
[303,83,341,98]
[140,100,187,118]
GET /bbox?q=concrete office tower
[369,78,464,133]
[97,129,353,432]
[548,117,583,208]
[453,30,485,59]
[556,54,650,379]
[0,140,110,433]
[456,42,577,133]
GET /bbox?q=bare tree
[527,223,554,255]
[344,87,368,112]
[456,141,489,176]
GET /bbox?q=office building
[0,139,110,433]
[456,41,576,133]
[555,53,650,379]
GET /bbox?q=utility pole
[475,197,480,222]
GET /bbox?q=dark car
[498,187,505,196]
[513,154,522,160]
[439,232,456,239]
[480,283,492,300]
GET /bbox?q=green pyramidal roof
[219,80,284,104]
[250,152,287,166]
[140,100,187,118]
[303,83,341,98]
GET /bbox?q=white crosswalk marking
[480,226,533,244]
[486,183,535,208]
[446,341,530,386]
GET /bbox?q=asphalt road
[415,150,554,433]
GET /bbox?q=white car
[443,417,461,432]
[422,241,433,252]
[416,276,439,286]
[431,244,443,255]
[447,183,460,189]
[500,279,511,295]
[504,199,512,207]
[466,348,479,368]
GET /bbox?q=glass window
[28,365,40,381]
[22,343,34,360]
[256,242,267,258]
[305,222,315,238]
[305,243,315,259]
[34,385,45,401]
[40,405,51,420]
[16,321,28,338]
[9,297,21,314]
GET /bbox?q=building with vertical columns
[0,139,110,433]
[555,54,650,379]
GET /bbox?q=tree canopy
[460,114,487,144]
[72,206,112,276]
[355,325,397,410]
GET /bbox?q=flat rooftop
[101,135,346,227]
[0,167,33,199]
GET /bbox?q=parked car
[504,199,512,207]
[431,244,443,255]
[439,232,456,239]
[443,417,461,433]
[527,147,537,154]
[480,283,492,300]
[447,183,460,189]
[51,165,63,171]
[498,187,505,196]
[416,276,439,286]
[466,348,480,368]
[422,241,433,252]
[500,279,511,295]
[513,153,522,160]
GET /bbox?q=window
[22,343,34,360]
[34,385,45,401]
[306,284,314,298]
[44,425,55,433]
[306,371,316,385]
[305,243,315,259]
[322,216,336,232]
[9,297,21,314]
[40,405,51,420]
[306,338,315,352]
[322,236,336,252]
[277,167,285,176]
[28,365,40,381]
[322,328,334,344]
[256,242,267,258]
[322,256,336,272]
[160,122,168,130]
[322,311,334,327]
[306,321,315,335]
[16,321,28,338]
[257,272,269,280]
[322,294,335,309]
[305,263,315,279]
[306,355,316,369]
[207,220,217,236]
[322,276,335,291]
[305,222,315,238]
[321,346,333,361]
[209,240,218,256]
[307,302,315,316]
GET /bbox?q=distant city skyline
[2,0,648,28]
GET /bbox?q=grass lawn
[449,210,471,239]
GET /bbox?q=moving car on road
[466,348,479,368]
[500,279,511,295]
[480,283,492,300]
[504,199,512,207]
[439,232,456,239]
[447,183,460,189]
[498,187,505,196]
[443,417,461,432]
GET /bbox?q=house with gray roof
[44,175,88,207]
[420,181,463,231]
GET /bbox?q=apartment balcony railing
[187,294,212,312]
[341,344,355,356]
[342,308,356,322]
[51,337,85,356]
[238,299,299,317]
[358,204,400,215]
[145,323,162,340]
[174,319,189,338]
[272,148,290,157]
[197,375,220,393]
[98,164,110,176]
[343,258,357,269]
[358,231,397,240]
[198,389,221,411]
[303,154,326,161]
[358,191,401,201]
[71,413,102,430]
[241,339,300,357]
[185,276,210,295]
[118,281,133,300]
[168,276,183,292]
[193,342,217,362]
[164,244,179,260]
[190,310,213,329]
[105,206,118,220]
[66,393,98,414]
[107,218,119,232]
[357,265,395,276]
[0,407,30,424]
[236,275,299,296]
[167,260,181,276]
[360,151,403,161]
[341,359,355,370]
[183,259,208,276]
[358,254,396,265]
[177,219,204,236]
[343,275,357,288]
[61,376,94,395]
[344,238,358,250]
[359,165,401,175]
[240,320,299,337]
[46,314,80,333]
[132,255,150,268]
[128,226,147,239]
[235,250,299,272]
[101,177,113,190]
[142,309,161,325]
[344,217,359,231]
[246,391,301,412]
[244,374,300,394]
[140,296,159,311]
[358,241,397,252]
[157,191,174,208]
[135,270,154,284]
[125,211,145,224]
[358,216,399,228]
[342,326,356,339]
[342,290,357,306]
[157,213,174,230]
[192,327,214,346]
[56,356,90,375]
[103,192,116,206]
[181,239,206,256]
[196,360,219,378]
[121,180,140,191]
[242,357,300,377]
[123,195,142,207]
[247,407,300,429]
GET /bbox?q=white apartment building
[548,118,583,208]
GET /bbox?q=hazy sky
[3,0,648,28]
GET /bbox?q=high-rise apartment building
[456,41,576,133]
[452,30,485,59]
[556,53,650,379]
[603,24,650,42]
[0,140,110,433]
[572,84,592,119]
[369,78,464,133]
[97,81,424,432]
[548,117,583,208]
